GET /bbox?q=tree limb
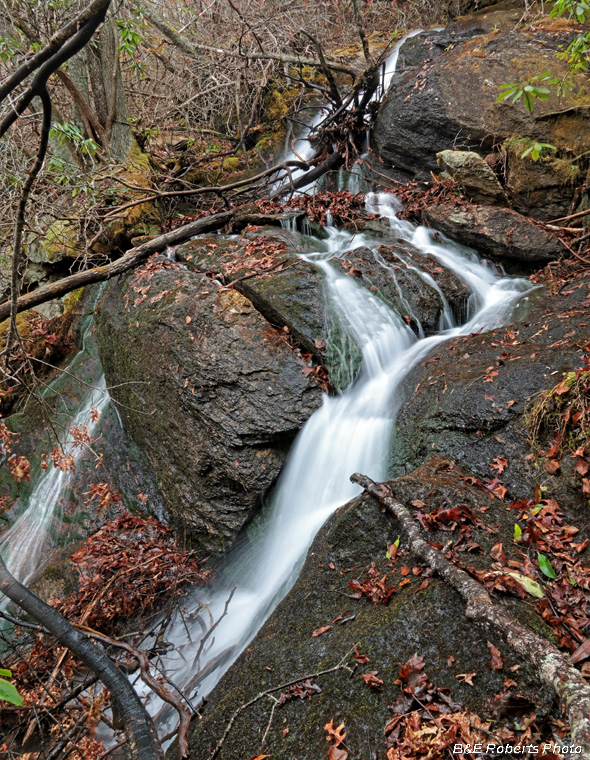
[3,86,51,367]
[351,472,590,756]
[0,3,111,139]
[0,210,235,322]
[136,0,357,76]
[0,555,164,760]
[0,0,112,105]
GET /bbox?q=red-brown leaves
[290,190,371,227]
[349,562,395,605]
[56,513,211,632]
[324,719,348,760]
[486,641,504,671]
[399,654,428,697]
[277,678,321,706]
[361,671,384,690]
[312,625,332,637]
[8,454,30,483]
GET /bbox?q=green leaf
[0,678,23,706]
[514,523,522,542]
[537,552,557,580]
[0,669,12,678]
[507,572,545,598]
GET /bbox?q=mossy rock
[176,461,553,760]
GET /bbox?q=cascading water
[1,28,536,748]
[137,196,534,737]
[0,300,111,596]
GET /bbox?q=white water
[1,30,535,744]
[0,379,110,587]
[0,302,111,595]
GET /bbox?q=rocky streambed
[3,1,590,757]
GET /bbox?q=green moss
[222,156,241,173]
[63,287,84,313]
[39,219,78,262]
[264,88,289,122]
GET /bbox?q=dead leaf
[487,641,504,670]
[312,625,332,637]
[324,719,347,746]
[491,456,508,474]
[361,671,384,690]
[545,459,561,475]
[456,672,476,686]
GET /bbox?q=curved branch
[3,86,52,365]
[0,555,164,760]
[0,0,111,105]
[351,472,590,757]
[0,3,111,139]
[0,209,235,322]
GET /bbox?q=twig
[210,648,354,760]
[351,472,590,757]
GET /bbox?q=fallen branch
[0,555,164,760]
[547,207,590,225]
[0,209,234,322]
[351,472,590,755]
[269,150,344,199]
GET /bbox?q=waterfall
[0,28,536,747]
[0,300,111,593]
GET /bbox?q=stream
[1,31,536,744]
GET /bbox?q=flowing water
[1,30,535,742]
[0,301,110,596]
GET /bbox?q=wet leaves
[56,512,211,632]
[324,719,348,760]
[277,679,321,706]
[486,642,504,670]
[361,671,384,690]
[349,562,395,604]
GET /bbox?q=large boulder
[371,3,590,219]
[97,257,322,554]
[421,202,564,266]
[176,224,470,388]
[176,460,554,760]
[391,274,590,533]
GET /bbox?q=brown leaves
[56,513,211,632]
[490,456,508,474]
[349,562,395,605]
[8,454,30,483]
[545,458,561,475]
[486,641,504,671]
[361,671,383,690]
[312,625,332,637]
[277,678,321,706]
[398,654,427,695]
[290,190,369,227]
[324,719,348,760]
[455,672,476,686]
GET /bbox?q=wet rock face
[176,461,553,760]
[371,6,590,219]
[97,260,322,554]
[421,202,563,266]
[175,223,470,385]
[391,275,590,533]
